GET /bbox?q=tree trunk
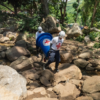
[30,1,33,17]
[62,0,68,25]
[60,6,62,23]
[75,0,80,22]
[91,0,99,27]
[90,27,100,32]
[41,0,49,17]
[14,6,17,15]
[0,3,14,12]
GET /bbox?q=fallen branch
[0,3,14,12]
[90,27,100,32]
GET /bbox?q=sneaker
[43,64,45,70]
[37,54,39,58]
[56,69,59,72]
[54,69,59,72]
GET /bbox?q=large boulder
[67,23,83,38]
[0,28,4,34]
[74,59,89,68]
[15,40,27,48]
[3,31,17,37]
[86,64,94,71]
[21,69,39,82]
[60,52,73,63]
[69,79,83,90]
[40,16,61,34]
[39,69,54,87]
[6,46,30,61]
[26,87,47,98]
[53,83,80,100]
[82,76,100,94]
[32,98,58,100]
[84,35,90,44]
[89,59,100,67]
[32,87,47,95]
[95,65,100,70]
[78,52,91,59]
[0,45,7,52]
[0,65,27,100]
[10,56,41,71]
[15,32,29,42]
[87,93,100,100]
[0,37,10,43]
[75,96,93,100]
[53,63,82,86]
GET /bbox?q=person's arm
[35,32,38,39]
[50,38,56,47]
[42,31,45,33]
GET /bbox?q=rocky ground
[0,17,100,100]
[0,33,100,100]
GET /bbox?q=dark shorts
[48,49,60,62]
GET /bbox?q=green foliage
[89,32,100,41]
[81,0,100,26]
[16,14,40,32]
[27,33,34,38]
[93,22,100,29]
[76,35,85,42]
[93,43,100,48]
[67,13,75,23]
[73,2,79,8]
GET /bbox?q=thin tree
[91,0,100,27]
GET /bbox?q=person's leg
[36,45,39,54]
[55,51,60,72]
[36,44,40,57]
[43,50,55,70]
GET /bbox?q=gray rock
[53,63,82,86]
[60,52,73,63]
[75,96,93,100]
[95,65,100,70]
[15,40,27,48]
[84,35,90,44]
[53,83,80,100]
[87,92,100,100]
[0,65,27,100]
[40,16,61,33]
[79,52,91,59]
[10,56,41,71]
[90,59,100,67]
[82,76,100,94]
[74,59,89,68]
[0,37,10,43]
[6,46,30,61]
[67,23,83,38]
[0,51,6,58]
[21,69,39,81]
[0,45,7,52]
[86,64,94,71]
[40,69,54,87]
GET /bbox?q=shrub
[16,14,40,32]
[76,35,85,42]
[89,32,100,41]
[93,43,100,48]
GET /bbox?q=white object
[38,26,42,31]
[35,31,44,39]
[59,31,65,38]
[51,36,64,50]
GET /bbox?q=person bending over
[35,26,44,57]
[43,31,65,72]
